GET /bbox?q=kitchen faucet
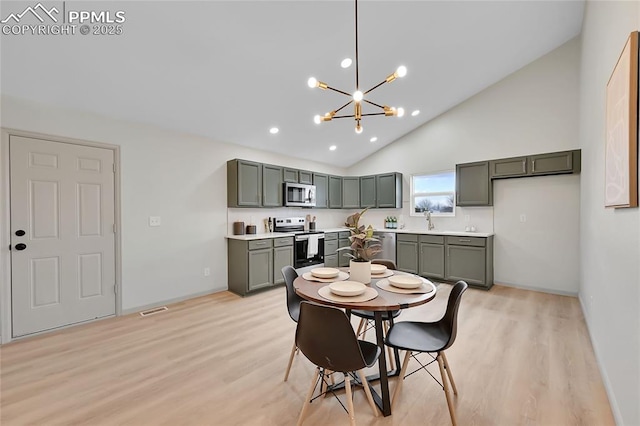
[425,210,435,230]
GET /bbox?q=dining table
[293,267,437,417]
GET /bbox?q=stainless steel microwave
[284,183,316,207]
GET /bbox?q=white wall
[349,37,581,294]
[578,2,640,424]
[0,95,346,312]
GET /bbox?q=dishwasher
[372,232,396,264]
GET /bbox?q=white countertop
[227,229,494,240]
[226,232,295,241]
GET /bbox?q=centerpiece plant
[338,208,381,283]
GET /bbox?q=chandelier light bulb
[396,107,405,117]
[314,115,321,124]
[307,77,318,88]
[355,123,363,134]
[396,65,407,78]
[353,90,363,102]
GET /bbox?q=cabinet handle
[532,159,536,173]
[522,159,526,173]
[458,239,471,242]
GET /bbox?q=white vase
[350,259,371,284]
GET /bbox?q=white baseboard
[494,281,578,297]
[578,295,623,426]
[121,287,228,316]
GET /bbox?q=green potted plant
[338,208,382,283]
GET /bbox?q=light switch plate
[149,216,161,227]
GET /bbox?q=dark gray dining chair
[295,301,381,425]
[281,265,303,381]
[384,280,468,426]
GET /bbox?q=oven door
[294,235,325,268]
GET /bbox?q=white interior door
[10,136,116,337]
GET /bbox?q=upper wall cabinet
[228,159,262,207]
[456,161,492,206]
[283,168,298,183]
[376,173,403,208]
[329,175,343,209]
[313,173,329,209]
[262,164,283,207]
[342,177,360,209]
[360,175,376,208]
[299,170,313,185]
[490,150,581,179]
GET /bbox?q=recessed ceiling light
[329,145,337,151]
[269,127,279,134]
[341,58,352,68]
[370,137,378,142]
[411,110,420,117]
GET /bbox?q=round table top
[293,269,437,311]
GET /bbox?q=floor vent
[139,306,168,317]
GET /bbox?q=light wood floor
[0,284,614,425]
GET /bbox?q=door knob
[14,243,26,251]
[15,230,25,237]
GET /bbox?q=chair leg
[383,321,395,371]
[356,318,366,337]
[391,350,412,410]
[321,369,331,397]
[357,370,379,417]
[437,352,458,426]
[441,351,458,395]
[284,341,297,382]
[344,374,356,426]
[297,367,320,426]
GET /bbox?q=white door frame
[0,128,122,343]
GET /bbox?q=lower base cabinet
[398,233,494,289]
[338,231,351,267]
[228,236,294,296]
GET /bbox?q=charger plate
[318,285,378,303]
[302,271,350,283]
[376,278,436,295]
[371,269,394,278]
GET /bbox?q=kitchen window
[411,171,455,216]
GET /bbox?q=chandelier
[307,0,406,134]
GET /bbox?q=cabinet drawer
[338,231,350,239]
[325,232,338,241]
[419,235,444,244]
[445,236,486,247]
[397,233,418,242]
[248,239,273,250]
[273,237,293,247]
[325,239,339,254]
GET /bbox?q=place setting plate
[318,281,378,303]
[303,267,350,283]
[375,274,437,294]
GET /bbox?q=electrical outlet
[204,267,211,276]
[519,214,526,223]
[149,216,161,227]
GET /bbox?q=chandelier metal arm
[363,99,385,110]
[363,79,389,95]
[325,86,353,97]
[355,0,359,90]
[333,112,388,119]
[335,100,354,114]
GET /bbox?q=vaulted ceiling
[1,1,584,166]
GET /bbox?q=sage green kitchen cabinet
[530,150,579,175]
[360,175,377,208]
[419,235,445,279]
[299,170,313,184]
[227,237,294,296]
[227,159,262,207]
[376,173,403,208]
[396,234,419,274]
[283,168,298,183]
[324,233,339,267]
[342,177,361,209]
[313,173,328,208]
[329,176,343,208]
[338,231,351,267]
[273,245,294,285]
[262,164,283,207]
[456,161,492,206]
[445,236,493,289]
[490,156,528,179]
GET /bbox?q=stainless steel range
[274,217,324,269]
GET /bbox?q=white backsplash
[227,204,494,235]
